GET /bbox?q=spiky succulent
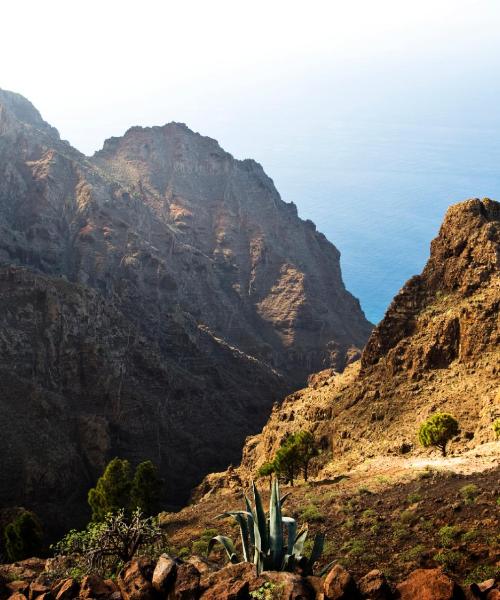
[208,478,326,575]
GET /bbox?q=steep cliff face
[221,199,499,482]
[0,89,371,527]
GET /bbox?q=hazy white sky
[2,0,500,155]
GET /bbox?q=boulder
[50,579,78,600]
[358,570,392,599]
[6,584,29,597]
[7,593,28,600]
[469,580,495,597]
[185,557,217,576]
[152,555,177,594]
[118,559,156,600]
[168,563,200,600]
[396,568,460,600]
[262,571,316,599]
[28,583,50,600]
[80,575,119,600]
[486,591,500,600]
[323,564,358,600]
[200,562,258,599]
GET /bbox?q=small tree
[131,461,163,516]
[293,431,319,481]
[274,438,301,486]
[88,458,133,521]
[4,511,43,562]
[418,413,459,456]
[257,461,275,488]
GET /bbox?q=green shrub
[300,504,325,523]
[463,564,500,584]
[434,549,463,571]
[407,492,422,504]
[4,511,43,562]
[191,528,219,556]
[399,510,417,525]
[418,413,459,456]
[250,581,284,600]
[461,529,481,543]
[438,525,462,548]
[493,419,500,439]
[401,544,426,562]
[460,484,479,505]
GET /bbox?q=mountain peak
[0,88,60,139]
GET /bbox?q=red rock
[486,590,500,600]
[469,579,495,596]
[263,571,316,599]
[80,575,118,600]
[358,570,392,599]
[6,583,29,596]
[323,564,358,600]
[169,563,200,600]
[28,583,49,600]
[152,555,177,593]
[7,594,28,600]
[51,579,78,600]
[118,559,156,600]
[396,568,460,600]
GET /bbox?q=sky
[2,0,500,322]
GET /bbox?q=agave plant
[208,478,326,575]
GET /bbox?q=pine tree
[130,460,163,516]
[88,457,132,521]
[4,511,43,562]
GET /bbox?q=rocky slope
[0,89,371,529]
[196,198,499,492]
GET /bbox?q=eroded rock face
[208,199,499,486]
[0,89,371,529]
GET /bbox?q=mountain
[0,89,372,530]
[195,198,499,493]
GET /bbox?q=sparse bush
[493,419,500,439]
[51,509,166,577]
[418,413,459,456]
[460,484,479,505]
[462,529,481,543]
[399,509,417,525]
[4,511,43,562]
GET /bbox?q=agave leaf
[282,516,297,555]
[215,511,252,562]
[292,526,308,556]
[281,552,295,572]
[280,491,292,507]
[269,478,284,569]
[207,535,238,563]
[308,533,325,567]
[320,559,336,576]
[216,510,253,520]
[244,495,255,548]
[252,480,269,554]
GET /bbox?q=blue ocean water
[253,122,500,324]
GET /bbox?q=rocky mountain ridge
[0,89,371,530]
[196,198,499,494]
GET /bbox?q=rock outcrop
[0,89,371,529]
[204,198,499,483]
